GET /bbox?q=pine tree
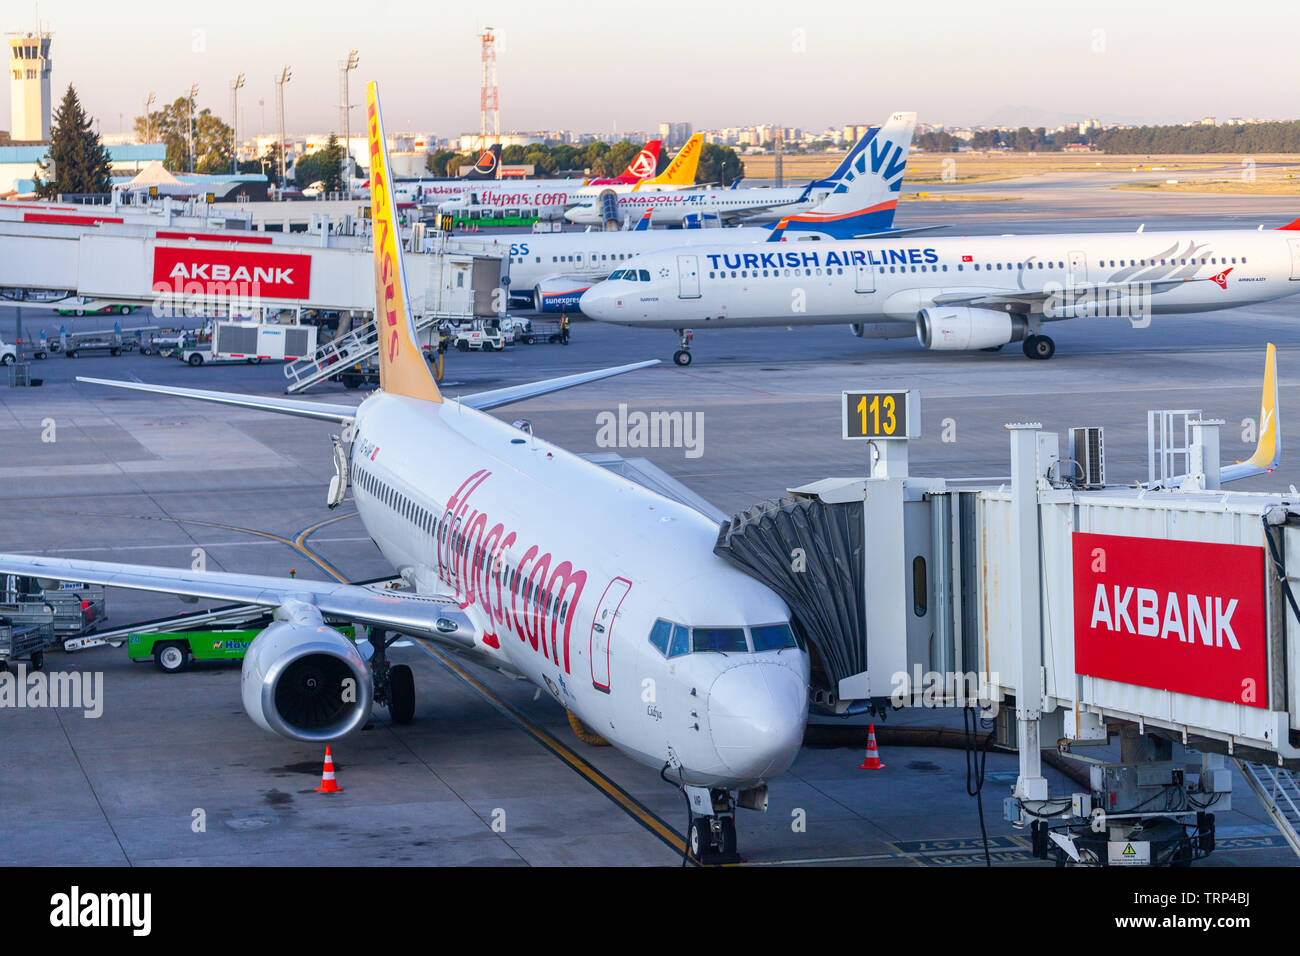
[34,85,113,197]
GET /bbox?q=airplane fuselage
[579,228,1300,332]
[349,392,808,788]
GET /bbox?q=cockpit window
[648,619,672,656]
[751,623,798,651]
[638,269,650,281]
[667,624,690,658]
[609,269,626,280]
[693,627,748,653]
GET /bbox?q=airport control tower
[7,28,52,142]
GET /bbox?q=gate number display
[843,390,916,440]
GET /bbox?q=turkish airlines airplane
[437,134,707,221]
[464,112,918,313]
[563,119,916,228]
[579,220,1300,365]
[0,84,807,865]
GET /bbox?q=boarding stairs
[281,311,458,394]
[1236,760,1300,859]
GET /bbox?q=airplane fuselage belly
[349,394,806,788]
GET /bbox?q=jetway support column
[1008,423,1048,803]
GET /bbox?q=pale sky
[6,0,1298,140]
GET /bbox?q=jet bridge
[715,368,1300,865]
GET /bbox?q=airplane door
[677,255,701,298]
[1289,239,1300,280]
[589,577,632,693]
[1068,251,1088,287]
[855,260,876,293]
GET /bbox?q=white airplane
[465,112,919,313]
[579,220,1300,365]
[563,118,916,229]
[0,83,808,865]
[437,135,706,222]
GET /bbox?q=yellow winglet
[366,82,442,403]
[1244,342,1279,469]
[647,133,704,187]
[1222,343,1279,481]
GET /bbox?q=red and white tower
[479,27,499,151]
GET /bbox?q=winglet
[647,133,704,187]
[1222,343,1280,481]
[766,218,790,242]
[633,208,653,231]
[366,82,442,403]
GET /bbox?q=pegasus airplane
[564,117,916,228]
[580,217,1300,365]
[0,84,807,865]
[472,112,919,314]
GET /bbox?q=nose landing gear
[673,328,694,367]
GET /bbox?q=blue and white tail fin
[809,126,877,190]
[772,111,916,240]
[633,208,653,231]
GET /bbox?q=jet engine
[241,620,373,742]
[533,277,592,314]
[915,306,1029,351]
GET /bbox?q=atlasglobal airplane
[438,134,706,221]
[579,222,1300,364]
[563,119,916,229]
[0,84,807,865]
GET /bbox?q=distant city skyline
[4,0,1298,141]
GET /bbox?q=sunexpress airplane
[579,217,1300,365]
[471,112,919,314]
[0,83,808,865]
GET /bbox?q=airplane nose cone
[579,286,613,320]
[706,663,807,781]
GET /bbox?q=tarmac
[3,185,1300,866]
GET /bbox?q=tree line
[426,140,746,185]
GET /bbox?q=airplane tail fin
[775,111,916,239]
[464,144,501,180]
[367,82,443,403]
[622,140,662,182]
[810,125,877,189]
[1278,216,1300,230]
[1221,342,1280,481]
[646,133,704,187]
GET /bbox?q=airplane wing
[75,376,359,423]
[0,553,478,647]
[75,359,661,419]
[852,224,949,239]
[458,360,660,411]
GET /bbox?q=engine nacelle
[534,277,592,313]
[915,306,1029,351]
[241,621,373,742]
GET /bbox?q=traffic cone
[858,723,886,770]
[315,745,343,792]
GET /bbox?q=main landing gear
[369,629,415,725]
[1022,333,1056,360]
[673,328,694,367]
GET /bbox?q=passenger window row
[352,464,571,625]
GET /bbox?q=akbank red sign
[1072,532,1267,707]
[152,247,312,299]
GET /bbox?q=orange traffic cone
[858,723,886,770]
[315,745,343,792]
